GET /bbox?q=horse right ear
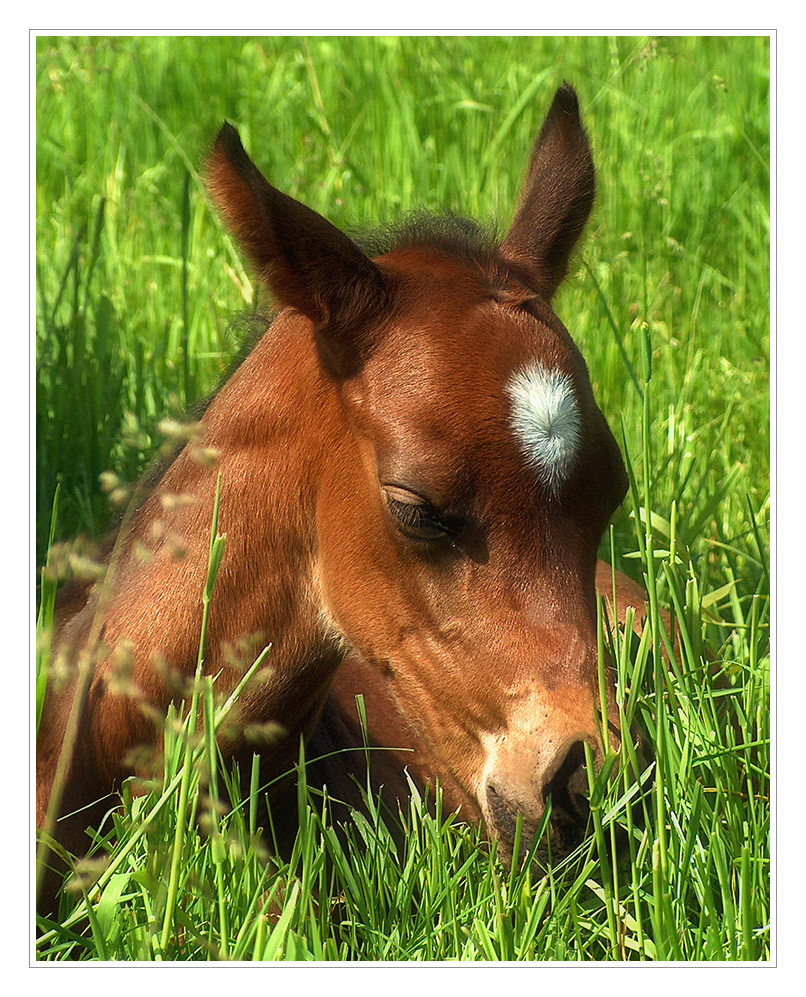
[205,123,389,376]
[500,84,595,303]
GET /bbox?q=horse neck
[173,308,349,677]
[60,310,350,747]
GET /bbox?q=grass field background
[35,35,770,961]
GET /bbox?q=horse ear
[500,83,595,302]
[205,123,389,376]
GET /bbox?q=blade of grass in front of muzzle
[583,741,619,957]
[596,591,611,755]
[619,606,644,730]
[662,562,701,689]
[620,761,648,958]
[201,473,226,609]
[353,692,375,800]
[505,811,525,901]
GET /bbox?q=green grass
[35,35,770,961]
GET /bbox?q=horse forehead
[364,266,588,486]
[367,333,586,493]
[370,290,580,406]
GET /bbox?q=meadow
[35,35,770,961]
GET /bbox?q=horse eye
[382,485,452,544]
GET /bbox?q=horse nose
[540,738,591,825]
[483,735,600,861]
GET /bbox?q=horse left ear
[500,83,595,302]
[205,123,389,376]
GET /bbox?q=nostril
[485,780,524,835]
[486,780,509,821]
[542,740,590,825]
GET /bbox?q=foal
[37,83,632,908]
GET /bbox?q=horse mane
[354,212,499,268]
[220,214,499,366]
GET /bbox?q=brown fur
[38,84,638,913]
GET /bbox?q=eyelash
[383,488,458,546]
[388,498,443,536]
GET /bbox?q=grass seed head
[152,652,194,698]
[47,646,77,691]
[105,640,143,700]
[190,445,221,468]
[159,492,198,511]
[133,540,154,563]
[68,552,107,582]
[222,631,267,674]
[244,721,287,747]
[165,531,189,560]
[99,470,125,492]
[66,855,110,895]
[157,417,205,443]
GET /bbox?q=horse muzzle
[481,731,602,863]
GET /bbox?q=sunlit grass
[35,34,769,961]
[34,503,770,959]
